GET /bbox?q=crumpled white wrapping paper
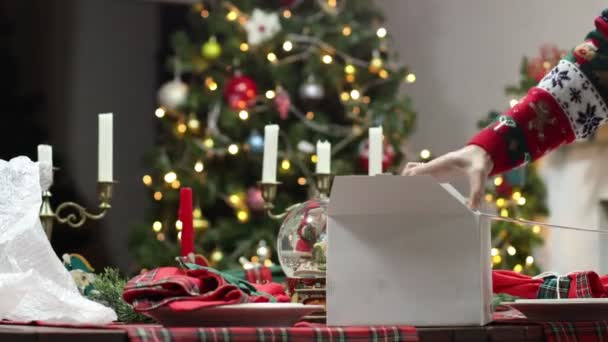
[0,157,116,324]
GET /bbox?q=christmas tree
[131,0,416,270]
[480,44,565,275]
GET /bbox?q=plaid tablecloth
[122,325,419,342]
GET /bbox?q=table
[0,323,545,342]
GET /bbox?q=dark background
[1,0,191,272]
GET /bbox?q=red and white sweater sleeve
[469,10,608,175]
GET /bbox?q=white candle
[37,144,53,167]
[262,124,279,183]
[98,113,113,182]
[368,126,383,176]
[316,140,331,174]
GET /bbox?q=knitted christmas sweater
[470,9,608,175]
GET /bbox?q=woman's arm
[403,9,608,208]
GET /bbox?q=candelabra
[258,173,334,220]
[39,175,117,239]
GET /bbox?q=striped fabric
[123,325,419,342]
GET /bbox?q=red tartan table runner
[121,325,419,342]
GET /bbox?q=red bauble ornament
[224,74,258,110]
[358,139,396,172]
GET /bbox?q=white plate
[504,298,608,321]
[147,303,325,327]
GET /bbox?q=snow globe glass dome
[277,197,329,278]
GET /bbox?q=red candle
[179,187,194,256]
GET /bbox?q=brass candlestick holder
[258,173,334,220]
[39,179,117,239]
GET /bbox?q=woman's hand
[401,145,493,209]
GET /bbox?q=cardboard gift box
[326,175,492,326]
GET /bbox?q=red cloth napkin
[123,267,288,313]
[493,270,608,299]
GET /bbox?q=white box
[326,175,492,326]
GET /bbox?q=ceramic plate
[147,303,325,327]
[503,298,608,321]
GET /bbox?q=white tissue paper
[0,157,116,324]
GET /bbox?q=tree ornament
[369,50,384,73]
[157,77,188,110]
[201,36,222,60]
[244,9,281,47]
[247,187,265,211]
[357,139,396,172]
[248,130,264,152]
[299,75,324,101]
[224,73,258,110]
[275,87,291,119]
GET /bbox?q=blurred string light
[322,54,333,64]
[342,25,352,36]
[211,250,224,262]
[510,99,518,108]
[152,221,162,232]
[344,64,356,75]
[205,77,218,91]
[494,176,503,186]
[226,10,238,21]
[283,9,292,18]
[525,256,534,265]
[513,264,523,273]
[142,175,152,186]
[240,43,249,52]
[376,27,387,38]
[154,191,163,201]
[194,161,204,173]
[204,138,214,148]
[175,220,183,230]
[282,40,293,52]
[350,89,360,100]
[188,117,200,130]
[496,198,505,207]
[265,90,276,99]
[164,171,177,183]
[155,107,166,118]
[267,52,278,63]
[228,144,239,155]
[281,159,291,170]
[419,149,431,160]
[405,73,416,83]
[237,210,249,222]
[239,110,249,120]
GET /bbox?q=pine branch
[88,268,155,324]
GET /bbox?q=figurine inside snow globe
[277,197,328,278]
